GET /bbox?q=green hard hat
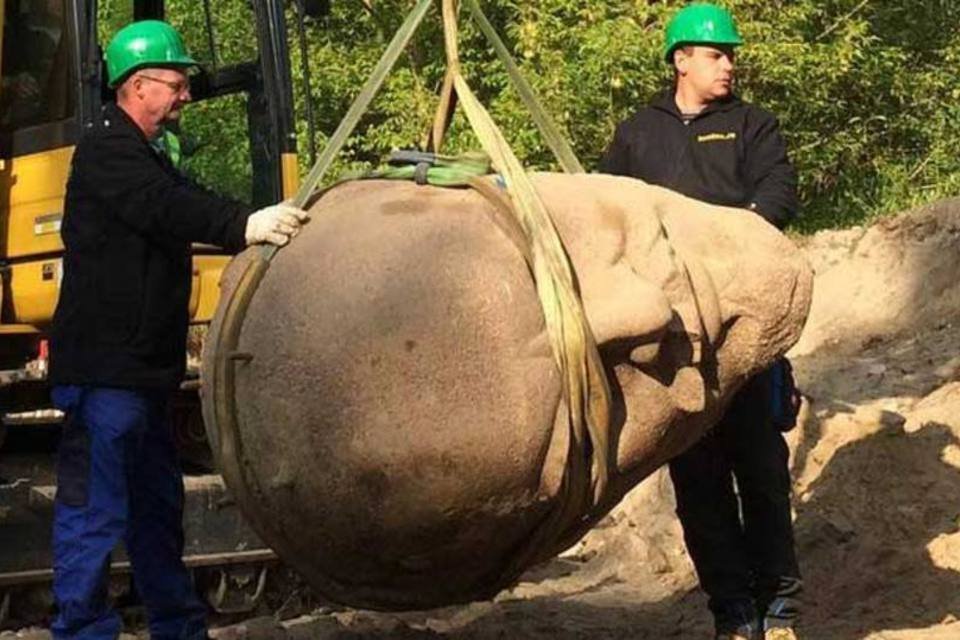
[663,3,744,64]
[105,20,197,88]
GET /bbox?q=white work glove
[244,203,309,247]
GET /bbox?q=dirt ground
[5,198,960,639]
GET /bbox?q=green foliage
[101,0,960,231]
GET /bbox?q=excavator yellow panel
[190,254,231,323]
[2,252,229,329]
[0,146,72,260]
[4,258,62,325]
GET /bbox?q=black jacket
[599,93,798,229]
[50,103,251,389]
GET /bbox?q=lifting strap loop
[436,0,612,580]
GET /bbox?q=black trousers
[669,371,801,631]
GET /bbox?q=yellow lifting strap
[435,0,612,564]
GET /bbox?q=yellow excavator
[0,0,325,625]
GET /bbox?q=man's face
[132,67,192,125]
[675,45,736,102]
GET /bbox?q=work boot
[764,627,798,640]
[760,578,802,633]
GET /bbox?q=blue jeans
[51,386,208,640]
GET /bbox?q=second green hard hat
[105,20,197,88]
[663,3,744,64]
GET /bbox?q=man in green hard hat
[601,4,801,640]
[48,20,307,640]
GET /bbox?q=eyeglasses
[136,74,190,94]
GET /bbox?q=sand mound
[792,197,960,355]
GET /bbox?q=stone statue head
[203,173,812,610]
